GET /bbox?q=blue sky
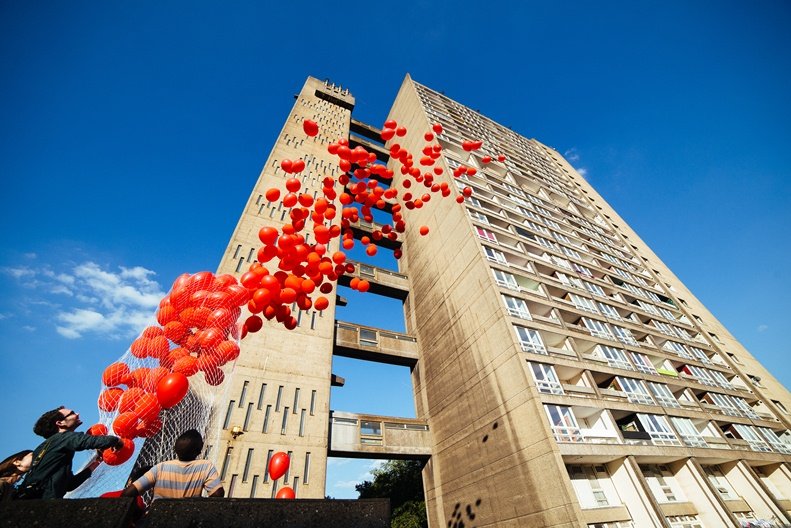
[1,2,789,498]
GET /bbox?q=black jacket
[27,431,120,499]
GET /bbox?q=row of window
[544,402,790,454]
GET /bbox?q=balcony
[334,321,418,367]
[329,411,431,459]
[338,260,409,301]
[350,220,401,250]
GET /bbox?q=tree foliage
[356,460,427,528]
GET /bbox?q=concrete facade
[206,76,791,527]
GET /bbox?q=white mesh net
[67,272,245,498]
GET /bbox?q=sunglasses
[60,410,77,419]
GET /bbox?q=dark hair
[174,429,203,461]
[33,407,65,438]
[0,450,33,478]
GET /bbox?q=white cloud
[757,324,769,333]
[564,148,580,163]
[51,285,74,296]
[332,480,362,490]
[5,259,165,340]
[21,325,35,332]
[327,458,352,467]
[575,167,588,179]
[2,266,35,279]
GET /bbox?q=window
[262,405,272,433]
[733,424,772,452]
[642,465,682,503]
[503,295,531,319]
[612,325,638,346]
[597,303,621,320]
[615,377,654,405]
[670,417,707,447]
[303,452,311,485]
[637,414,680,445]
[647,382,679,408]
[561,246,582,260]
[275,386,284,411]
[703,466,736,499]
[552,255,572,270]
[243,402,254,431]
[571,294,598,314]
[707,392,742,417]
[360,329,378,346]
[756,427,791,454]
[664,341,692,359]
[571,262,592,277]
[529,362,563,394]
[293,388,300,412]
[220,446,233,481]
[707,369,734,391]
[281,407,289,434]
[242,448,254,482]
[582,317,613,340]
[629,352,657,375]
[239,381,249,407]
[476,227,498,243]
[544,405,582,442]
[597,345,633,370]
[493,269,518,290]
[263,450,274,483]
[310,390,317,415]
[257,383,267,410]
[583,281,606,297]
[484,246,507,264]
[514,325,546,354]
[469,210,490,224]
[223,400,235,429]
[299,409,306,437]
[534,236,558,251]
[568,465,616,509]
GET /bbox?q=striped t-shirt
[132,459,222,499]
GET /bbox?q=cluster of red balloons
[91,114,496,473]
[91,272,251,465]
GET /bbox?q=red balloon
[265,188,281,202]
[314,296,329,311]
[268,452,290,481]
[112,412,139,438]
[118,387,145,413]
[103,438,135,466]
[102,363,130,387]
[419,226,429,236]
[87,423,108,436]
[98,387,124,412]
[303,119,319,137]
[156,372,189,409]
[275,486,295,499]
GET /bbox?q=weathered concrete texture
[0,498,136,528]
[145,498,390,528]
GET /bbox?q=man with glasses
[20,406,123,499]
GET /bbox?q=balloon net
[67,272,245,498]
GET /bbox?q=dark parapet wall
[0,498,390,528]
[0,498,137,528]
[146,498,389,528]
